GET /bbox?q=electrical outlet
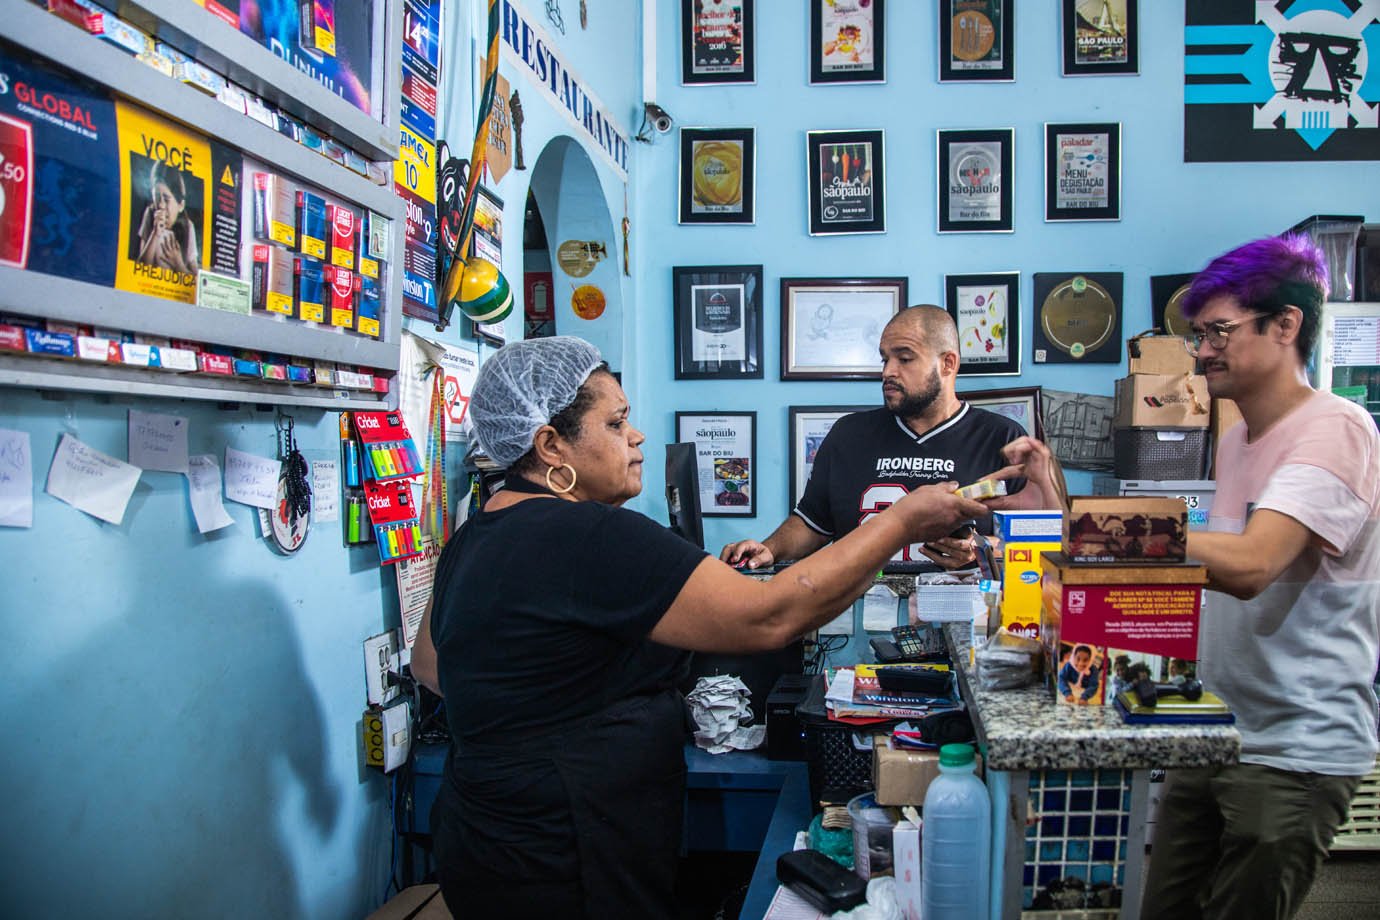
[362,699,411,773]
[363,629,400,705]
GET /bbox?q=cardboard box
[1064,496,1188,563]
[1128,334,1197,376]
[1209,398,1244,477]
[994,509,1064,641]
[873,741,983,806]
[1114,374,1210,428]
[1040,552,1206,706]
[365,884,452,920]
[893,821,922,920]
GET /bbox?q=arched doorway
[521,136,623,369]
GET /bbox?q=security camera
[644,102,674,134]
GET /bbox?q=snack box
[1064,496,1188,564]
[993,509,1064,641]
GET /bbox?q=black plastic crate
[795,678,883,808]
[1113,427,1208,481]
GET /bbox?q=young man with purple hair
[1141,235,1379,920]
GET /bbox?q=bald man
[722,305,1061,571]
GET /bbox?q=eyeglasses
[1182,312,1273,355]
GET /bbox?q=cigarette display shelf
[1,0,406,410]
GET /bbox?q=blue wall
[626,1,1380,559]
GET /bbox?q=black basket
[795,679,883,808]
[1113,427,1208,480]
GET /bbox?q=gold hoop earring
[545,463,577,494]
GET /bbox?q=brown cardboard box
[366,885,453,920]
[1064,496,1189,563]
[1128,334,1197,376]
[1114,374,1210,428]
[873,741,983,806]
[1209,398,1244,473]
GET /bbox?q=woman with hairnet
[411,336,1043,917]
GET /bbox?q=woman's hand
[893,482,990,546]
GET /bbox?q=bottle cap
[939,743,976,767]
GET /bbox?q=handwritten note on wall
[186,455,235,533]
[312,459,339,523]
[223,447,279,509]
[0,428,34,528]
[45,434,141,524]
[128,409,189,473]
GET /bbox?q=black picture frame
[806,129,886,236]
[1150,273,1196,336]
[780,276,907,380]
[675,411,758,517]
[681,0,755,85]
[788,405,870,508]
[1062,0,1138,77]
[1032,272,1124,364]
[679,127,755,225]
[937,128,1014,234]
[957,386,1044,440]
[673,264,764,379]
[1044,122,1121,222]
[938,0,1013,82]
[944,272,1021,376]
[809,0,885,84]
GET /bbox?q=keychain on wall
[267,412,312,555]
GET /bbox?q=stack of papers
[823,665,962,724]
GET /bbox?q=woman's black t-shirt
[430,497,709,740]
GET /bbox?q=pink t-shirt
[1199,391,1380,775]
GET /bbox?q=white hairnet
[470,336,605,468]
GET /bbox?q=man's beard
[887,367,942,418]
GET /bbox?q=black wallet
[776,849,867,913]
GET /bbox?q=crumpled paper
[686,675,766,754]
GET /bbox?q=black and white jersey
[794,404,1025,561]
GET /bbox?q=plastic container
[921,743,991,920]
[1113,426,1208,480]
[846,792,900,879]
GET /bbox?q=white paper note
[128,409,189,473]
[863,585,902,631]
[185,454,235,533]
[311,459,339,523]
[0,428,34,528]
[223,447,280,509]
[45,434,141,525]
[819,602,854,636]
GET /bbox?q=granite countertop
[945,624,1241,772]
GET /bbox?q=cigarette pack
[297,190,327,259]
[365,211,392,265]
[295,257,325,324]
[327,204,356,268]
[356,273,382,338]
[252,244,294,316]
[253,173,297,247]
[1064,496,1188,563]
[90,13,152,56]
[326,264,357,329]
[298,0,337,57]
[25,328,75,357]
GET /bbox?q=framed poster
[938,0,1013,82]
[788,405,870,507]
[1032,272,1124,364]
[675,411,757,517]
[469,186,507,345]
[958,386,1043,439]
[679,127,755,225]
[1063,0,1137,76]
[682,0,754,85]
[1044,122,1121,222]
[673,264,764,379]
[1150,273,1196,337]
[944,272,1020,376]
[806,129,886,235]
[810,0,885,84]
[937,128,1014,233]
[780,276,906,380]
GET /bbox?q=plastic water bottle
[922,743,991,920]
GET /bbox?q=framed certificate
[810,0,885,84]
[1062,0,1137,76]
[780,277,906,380]
[673,264,764,379]
[806,129,886,235]
[1045,122,1121,222]
[682,0,754,85]
[944,272,1020,376]
[679,127,755,225]
[1032,272,1124,364]
[788,405,870,507]
[676,411,757,517]
[937,128,1014,233]
[958,386,1043,439]
[939,0,1013,82]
